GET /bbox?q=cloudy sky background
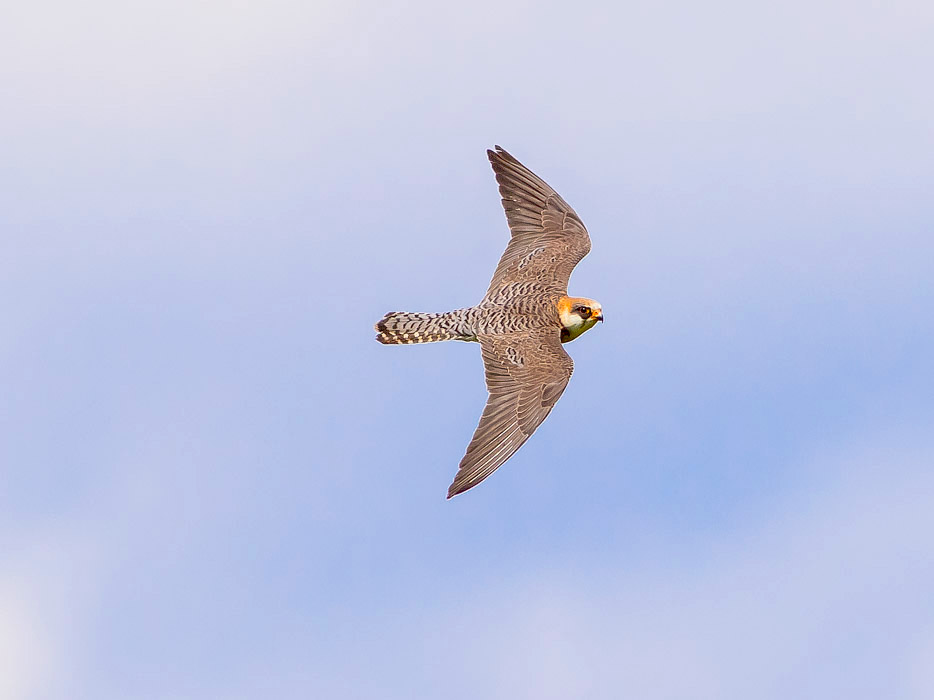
[3,1,933,697]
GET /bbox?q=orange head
[557,296,604,343]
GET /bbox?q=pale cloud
[0,523,102,700]
[1,1,354,91]
[406,428,934,700]
[0,582,49,700]
[0,445,254,700]
[904,634,934,698]
[161,427,934,700]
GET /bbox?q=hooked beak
[595,313,604,322]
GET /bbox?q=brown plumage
[375,146,603,498]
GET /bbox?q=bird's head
[558,296,604,343]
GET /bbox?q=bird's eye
[578,306,591,318]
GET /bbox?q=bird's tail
[374,310,474,344]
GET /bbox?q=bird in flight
[375,146,602,498]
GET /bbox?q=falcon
[375,146,603,498]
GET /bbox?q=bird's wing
[484,146,591,299]
[447,327,574,498]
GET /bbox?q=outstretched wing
[447,328,574,498]
[485,146,591,299]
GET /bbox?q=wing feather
[485,146,591,298]
[447,328,574,498]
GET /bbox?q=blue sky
[3,1,933,698]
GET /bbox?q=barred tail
[374,310,472,344]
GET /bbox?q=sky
[2,0,933,697]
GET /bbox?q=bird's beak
[595,313,604,322]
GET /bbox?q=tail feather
[374,311,469,344]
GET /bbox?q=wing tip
[446,469,474,498]
[446,468,482,498]
[487,144,514,164]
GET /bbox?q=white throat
[559,310,598,343]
